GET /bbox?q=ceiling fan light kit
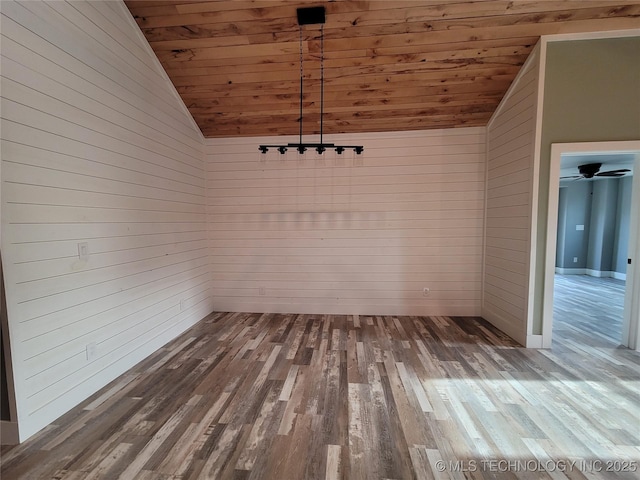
[258,6,364,158]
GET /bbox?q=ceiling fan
[561,162,630,180]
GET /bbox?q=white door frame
[543,141,640,349]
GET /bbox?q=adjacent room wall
[613,176,633,275]
[556,182,592,270]
[556,177,631,278]
[587,179,619,273]
[206,128,485,317]
[555,186,568,268]
[533,36,640,334]
[1,0,212,441]
[483,46,541,346]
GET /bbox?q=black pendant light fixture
[258,6,364,157]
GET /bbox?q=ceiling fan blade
[596,169,631,176]
[560,175,582,179]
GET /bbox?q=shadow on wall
[247,209,390,299]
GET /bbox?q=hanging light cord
[299,26,304,146]
[320,24,325,147]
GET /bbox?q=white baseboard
[212,300,480,318]
[1,420,19,445]
[586,269,614,278]
[612,271,627,281]
[555,268,626,280]
[555,268,586,275]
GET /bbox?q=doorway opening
[542,141,640,350]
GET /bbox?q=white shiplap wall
[1,0,212,441]
[483,46,542,345]
[206,128,485,316]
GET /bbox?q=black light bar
[259,143,364,155]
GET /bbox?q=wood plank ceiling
[125,1,640,138]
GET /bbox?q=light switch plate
[86,342,97,361]
[78,242,89,260]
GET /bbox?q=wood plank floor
[553,274,626,346]
[2,308,639,479]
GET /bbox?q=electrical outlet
[180,299,186,311]
[259,287,266,296]
[86,342,98,361]
[422,287,430,297]
[573,257,578,263]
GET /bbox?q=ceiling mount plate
[297,6,325,25]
